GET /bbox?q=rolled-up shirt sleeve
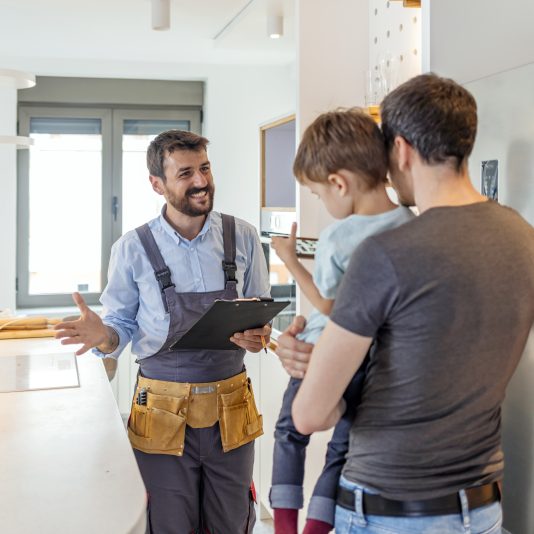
[330,236,399,338]
[242,225,270,298]
[92,239,140,359]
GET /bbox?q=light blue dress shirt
[94,209,270,360]
[299,207,414,344]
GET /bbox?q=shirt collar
[158,204,213,244]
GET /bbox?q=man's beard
[388,170,415,207]
[396,185,415,207]
[167,185,215,217]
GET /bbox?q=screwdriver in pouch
[137,387,147,405]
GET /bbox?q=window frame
[17,105,201,308]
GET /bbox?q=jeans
[270,361,367,525]
[335,475,503,534]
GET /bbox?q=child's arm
[271,223,334,316]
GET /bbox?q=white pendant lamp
[151,0,170,31]
[0,68,35,89]
[0,135,34,149]
[0,69,35,148]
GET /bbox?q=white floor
[253,517,274,533]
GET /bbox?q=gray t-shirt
[331,201,534,500]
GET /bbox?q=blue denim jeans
[270,363,367,525]
[335,476,503,534]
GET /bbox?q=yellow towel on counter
[0,329,56,340]
[0,316,60,339]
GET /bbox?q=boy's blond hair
[293,108,388,189]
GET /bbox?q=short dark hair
[293,108,388,189]
[147,130,209,179]
[380,73,477,172]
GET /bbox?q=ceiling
[0,0,296,68]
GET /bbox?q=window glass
[28,118,102,295]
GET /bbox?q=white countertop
[0,338,146,534]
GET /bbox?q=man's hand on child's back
[271,222,298,267]
[275,315,314,379]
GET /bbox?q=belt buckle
[191,385,215,395]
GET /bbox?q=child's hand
[271,222,298,266]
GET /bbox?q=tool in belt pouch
[128,371,263,456]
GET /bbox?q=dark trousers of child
[270,358,368,532]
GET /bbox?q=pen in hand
[260,335,268,353]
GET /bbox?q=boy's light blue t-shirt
[298,206,414,344]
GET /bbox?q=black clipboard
[170,299,290,350]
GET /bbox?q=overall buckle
[222,261,237,283]
[155,268,175,291]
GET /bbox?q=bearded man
[55,130,271,533]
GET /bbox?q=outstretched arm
[271,223,334,316]
[54,292,120,356]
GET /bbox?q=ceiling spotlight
[267,14,283,39]
[151,0,170,31]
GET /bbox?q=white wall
[426,0,534,83]
[204,64,295,230]
[296,0,369,242]
[369,0,422,87]
[0,87,18,312]
[466,63,534,534]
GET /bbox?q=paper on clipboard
[170,298,290,350]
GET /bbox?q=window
[17,106,201,307]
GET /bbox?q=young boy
[270,108,414,534]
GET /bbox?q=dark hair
[293,108,388,189]
[147,130,209,179]
[380,73,477,172]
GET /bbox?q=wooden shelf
[390,0,421,6]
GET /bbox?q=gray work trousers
[134,422,256,534]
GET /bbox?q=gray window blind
[123,119,189,135]
[30,117,102,135]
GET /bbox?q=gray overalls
[133,214,256,534]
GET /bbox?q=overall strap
[221,214,238,286]
[135,224,174,313]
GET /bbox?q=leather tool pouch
[127,373,263,456]
[128,387,187,457]
[218,378,263,453]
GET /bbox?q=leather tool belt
[128,371,263,456]
[336,480,501,517]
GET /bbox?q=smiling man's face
[157,148,215,217]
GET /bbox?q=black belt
[336,481,501,517]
